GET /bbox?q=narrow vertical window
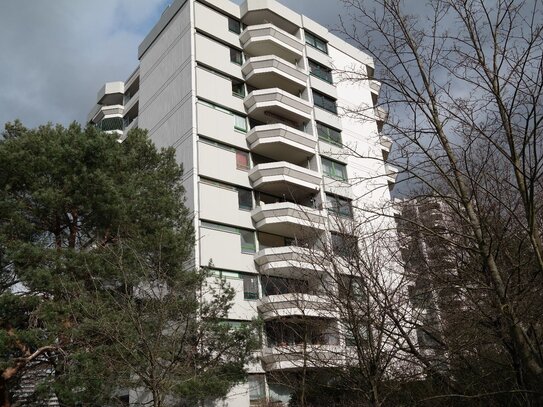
[234,114,247,132]
[230,48,243,65]
[228,17,241,34]
[232,80,245,98]
[242,275,259,299]
[238,188,252,210]
[240,230,256,253]
[236,150,249,170]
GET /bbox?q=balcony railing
[249,162,321,201]
[246,124,317,163]
[244,88,312,124]
[258,293,335,320]
[242,55,308,95]
[240,23,303,65]
[251,202,326,238]
[254,246,327,278]
[261,345,343,371]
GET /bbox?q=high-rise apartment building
[88,0,397,404]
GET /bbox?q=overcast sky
[0,0,345,130]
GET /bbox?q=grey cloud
[0,0,367,131]
[0,0,168,130]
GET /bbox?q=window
[236,150,250,170]
[332,232,358,258]
[240,229,256,253]
[232,80,245,98]
[238,188,252,210]
[201,221,238,234]
[228,17,241,34]
[234,113,247,132]
[201,178,252,210]
[313,90,337,114]
[326,194,353,218]
[305,31,328,54]
[243,274,259,299]
[248,375,266,403]
[316,122,342,146]
[97,117,123,131]
[309,59,333,83]
[230,47,243,65]
[345,325,368,346]
[321,157,347,181]
[201,222,256,253]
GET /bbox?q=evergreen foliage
[0,122,255,407]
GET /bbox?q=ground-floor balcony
[251,202,326,238]
[246,124,317,164]
[261,345,343,371]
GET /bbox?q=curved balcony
[247,124,316,164]
[258,293,334,320]
[379,134,392,152]
[254,246,326,278]
[244,88,312,125]
[242,55,308,95]
[375,106,388,122]
[385,163,399,183]
[261,345,343,371]
[240,23,304,65]
[249,162,321,202]
[251,202,326,238]
[97,81,124,105]
[370,79,381,94]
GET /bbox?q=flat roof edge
[138,0,189,59]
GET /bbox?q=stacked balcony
[242,55,307,95]
[258,293,334,320]
[261,345,343,371]
[251,202,326,238]
[254,246,326,278]
[238,10,340,374]
[244,88,312,124]
[246,124,317,163]
[240,24,303,65]
[249,162,320,201]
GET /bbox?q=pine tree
[0,122,255,407]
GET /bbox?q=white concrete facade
[88,1,397,405]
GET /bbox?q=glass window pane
[309,60,332,83]
[228,17,241,34]
[248,375,266,401]
[238,188,252,210]
[234,114,247,132]
[236,150,249,170]
[317,122,342,145]
[243,275,259,299]
[321,157,333,177]
[240,230,256,253]
[232,81,245,97]
[230,48,243,64]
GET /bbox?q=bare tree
[330,0,543,403]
